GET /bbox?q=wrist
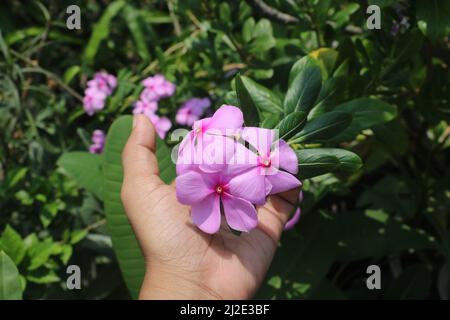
[139,265,222,300]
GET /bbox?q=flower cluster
[175,105,302,234]
[176,97,211,126]
[83,72,117,116]
[89,129,105,154]
[133,74,175,138]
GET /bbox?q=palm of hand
[121,116,295,299]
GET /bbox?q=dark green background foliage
[0,0,449,299]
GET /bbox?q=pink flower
[83,71,116,116]
[176,105,244,175]
[147,113,172,139]
[141,74,176,101]
[176,170,259,234]
[89,130,105,154]
[176,97,211,126]
[132,99,158,118]
[229,127,301,196]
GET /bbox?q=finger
[256,191,299,244]
[122,115,163,188]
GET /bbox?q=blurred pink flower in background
[132,74,175,139]
[147,113,172,139]
[176,97,211,126]
[141,74,176,101]
[88,130,105,154]
[83,72,117,116]
[132,100,158,118]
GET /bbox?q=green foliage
[1,0,449,300]
[102,116,144,299]
[0,251,22,299]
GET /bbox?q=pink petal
[240,127,275,157]
[284,207,301,230]
[275,140,298,174]
[222,194,258,232]
[266,170,302,194]
[207,105,244,131]
[227,168,267,205]
[175,171,214,204]
[191,194,221,234]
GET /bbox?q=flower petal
[175,171,214,204]
[222,194,258,232]
[227,168,267,205]
[191,194,221,234]
[207,105,244,130]
[274,140,298,174]
[266,170,302,194]
[284,207,301,230]
[240,127,275,157]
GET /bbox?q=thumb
[122,115,163,188]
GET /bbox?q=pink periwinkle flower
[176,169,259,234]
[89,129,105,154]
[83,71,117,116]
[176,97,211,126]
[141,74,176,101]
[175,105,302,234]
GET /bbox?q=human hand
[121,115,298,299]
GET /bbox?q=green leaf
[235,74,260,126]
[156,137,176,184]
[103,116,144,299]
[27,238,54,271]
[123,5,150,61]
[0,251,22,299]
[291,111,352,143]
[313,148,363,172]
[277,111,307,140]
[284,64,322,115]
[288,56,319,86]
[295,149,340,179]
[57,152,103,200]
[26,269,60,284]
[331,98,397,142]
[40,199,65,228]
[0,225,26,265]
[238,76,283,114]
[83,0,126,64]
[416,0,450,40]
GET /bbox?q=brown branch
[246,0,299,24]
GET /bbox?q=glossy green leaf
[0,251,22,300]
[291,112,352,143]
[284,64,322,115]
[238,76,283,113]
[295,149,340,179]
[57,152,103,200]
[235,74,260,126]
[331,98,397,142]
[103,115,144,299]
[314,148,363,172]
[277,111,307,140]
